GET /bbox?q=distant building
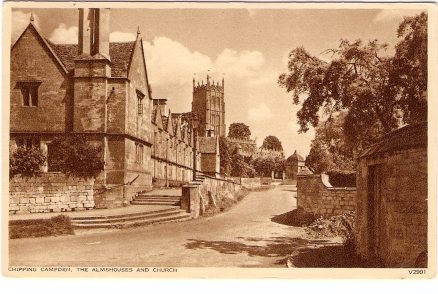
[256,147,285,179]
[285,150,308,182]
[227,137,258,160]
[192,75,226,137]
[355,122,427,267]
[257,147,284,159]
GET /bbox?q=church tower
[191,74,226,137]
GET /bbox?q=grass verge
[9,215,74,239]
[203,189,249,216]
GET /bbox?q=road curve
[9,185,311,268]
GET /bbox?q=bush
[305,212,355,246]
[9,215,74,239]
[219,137,232,176]
[326,170,356,187]
[49,135,104,177]
[10,146,46,177]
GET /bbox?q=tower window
[17,82,40,107]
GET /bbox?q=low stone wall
[9,173,95,214]
[241,178,261,189]
[226,177,241,185]
[282,179,297,185]
[226,177,261,189]
[181,176,242,218]
[261,177,273,185]
[297,174,356,217]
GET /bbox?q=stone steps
[71,207,191,229]
[135,195,181,201]
[130,200,181,206]
[132,191,182,206]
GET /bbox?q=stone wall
[297,174,356,217]
[227,177,261,189]
[9,173,95,214]
[181,176,241,218]
[261,177,273,185]
[241,178,261,189]
[355,148,427,267]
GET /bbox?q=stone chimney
[78,8,110,60]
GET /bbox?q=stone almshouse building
[10,8,218,208]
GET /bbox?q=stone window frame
[16,81,41,107]
[136,90,145,115]
[135,142,144,164]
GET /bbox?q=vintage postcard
[2,1,437,279]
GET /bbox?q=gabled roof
[152,105,164,129]
[48,41,135,77]
[287,150,305,162]
[166,110,174,135]
[182,125,189,144]
[171,113,182,139]
[12,21,136,78]
[162,116,169,130]
[12,23,69,75]
[360,122,427,158]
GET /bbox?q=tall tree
[228,123,251,140]
[261,135,283,150]
[305,112,356,173]
[252,156,285,177]
[230,148,255,177]
[219,137,232,176]
[278,13,427,149]
[392,12,428,124]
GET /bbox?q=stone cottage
[355,122,428,267]
[285,150,307,183]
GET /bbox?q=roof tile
[48,41,135,77]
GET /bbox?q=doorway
[367,164,382,259]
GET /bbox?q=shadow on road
[185,237,373,267]
[279,189,297,193]
[290,244,373,268]
[270,209,316,227]
[185,236,331,265]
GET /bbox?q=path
[9,185,340,267]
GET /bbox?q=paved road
[9,185,328,268]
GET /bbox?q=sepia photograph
[2,1,436,278]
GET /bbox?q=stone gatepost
[181,184,201,218]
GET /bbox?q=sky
[11,7,424,157]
